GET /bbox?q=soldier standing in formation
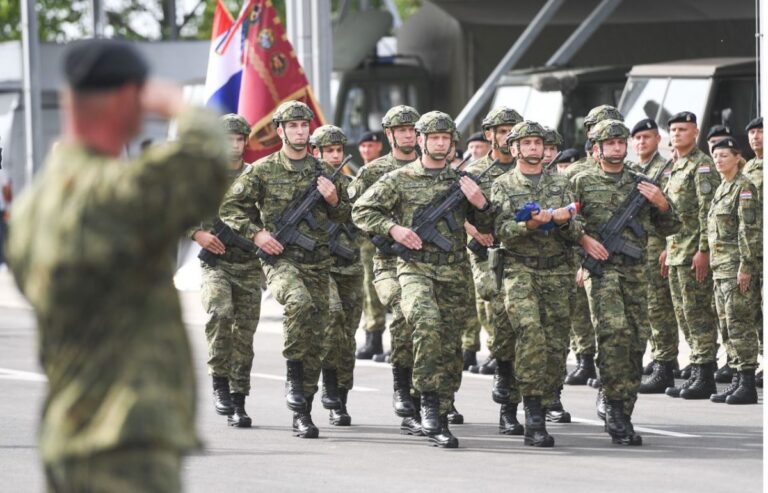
[491,121,582,446]
[191,114,262,428]
[353,112,492,448]
[572,119,681,445]
[310,124,364,425]
[707,137,762,404]
[219,101,351,439]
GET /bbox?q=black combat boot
[587,376,602,388]
[427,415,459,448]
[491,360,512,404]
[400,395,423,435]
[212,376,234,416]
[330,388,351,426]
[714,363,734,383]
[292,397,319,438]
[638,360,676,394]
[666,364,698,398]
[756,370,763,388]
[604,400,641,445]
[710,372,740,403]
[372,350,391,363]
[419,392,440,435]
[725,369,758,405]
[622,413,643,446]
[469,356,496,374]
[463,350,477,371]
[678,363,692,380]
[544,388,571,423]
[642,360,654,376]
[285,360,307,412]
[321,368,342,410]
[596,388,606,421]
[447,401,464,425]
[392,366,416,417]
[355,329,383,359]
[680,362,717,399]
[564,353,596,385]
[523,396,554,447]
[499,402,524,435]
[228,392,252,428]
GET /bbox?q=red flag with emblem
[234,0,326,161]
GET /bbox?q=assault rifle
[198,218,256,267]
[327,222,357,260]
[580,163,667,278]
[256,155,352,265]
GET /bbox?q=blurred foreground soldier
[629,119,679,394]
[7,39,229,492]
[663,111,721,400]
[353,111,493,448]
[349,105,423,434]
[743,117,763,388]
[492,121,581,446]
[572,119,680,445]
[190,114,261,428]
[467,131,491,162]
[311,125,363,425]
[219,100,351,439]
[464,106,525,433]
[707,138,761,404]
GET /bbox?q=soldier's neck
[392,148,416,161]
[421,156,446,169]
[282,146,308,160]
[674,143,697,158]
[754,149,763,159]
[599,160,624,173]
[228,159,244,170]
[66,121,125,158]
[639,150,656,164]
[491,148,514,164]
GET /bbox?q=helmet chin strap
[515,142,543,165]
[390,129,415,155]
[422,139,447,161]
[599,143,626,164]
[492,127,512,155]
[282,123,308,151]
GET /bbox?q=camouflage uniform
[742,155,763,350]
[7,106,229,487]
[359,239,386,333]
[572,121,681,416]
[664,146,720,364]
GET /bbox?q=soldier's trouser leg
[755,261,763,354]
[374,262,411,368]
[668,265,717,364]
[585,270,648,416]
[461,286,483,352]
[45,448,182,493]
[490,291,521,404]
[569,281,595,356]
[202,264,235,378]
[264,260,328,398]
[228,264,262,395]
[505,268,571,399]
[714,278,759,371]
[449,265,474,394]
[360,241,386,332]
[324,271,364,390]
[645,247,679,362]
[469,255,498,352]
[401,273,464,415]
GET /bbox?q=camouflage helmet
[591,119,630,142]
[272,100,314,125]
[583,105,624,129]
[310,124,347,148]
[542,126,564,147]
[381,105,420,128]
[415,111,456,135]
[222,113,251,136]
[453,129,461,142]
[506,120,546,144]
[481,106,523,130]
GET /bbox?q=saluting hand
[317,176,339,206]
[254,230,284,256]
[390,225,422,250]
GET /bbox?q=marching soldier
[219,100,351,439]
[542,126,564,171]
[743,117,763,388]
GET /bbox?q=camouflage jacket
[571,163,681,277]
[329,174,363,275]
[707,172,761,279]
[6,107,228,462]
[218,150,351,267]
[463,153,515,250]
[352,159,493,281]
[743,156,763,202]
[630,151,673,253]
[663,146,720,265]
[562,155,598,180]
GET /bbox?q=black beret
[466,131,487,145]
[706,124,732,140]
[746,117,763,132]
[554,148,579,165]
[357,131,381,145]
[64,39,148,92]
[711,136,740,152]
[667,111,697,127]
[630,118,658,136]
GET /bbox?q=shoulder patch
[739,190,753,200]
[697,166,711,173]
[348,185,357,199]
[232,182,245,195]
[700,180,712,194]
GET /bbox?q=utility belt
[407,249,467,266]
[281,245,331,265]
[605,253,643,267]
[333,253,360,267]
[217,247,255,264]
[503,251,569,270]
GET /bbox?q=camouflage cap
[272,100,314,125]
[481,106,523,129]
[310,124,347,148]
[415,111,456,135]
[222,113,251,136]
[584,105,624,128]
[543,126,564,147]
[591,119,630,142]
[506,120,545,144]
[381,105,420,128]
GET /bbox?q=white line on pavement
[0,368,46,382]
[250,372,378,392]
[571,417,701,438]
